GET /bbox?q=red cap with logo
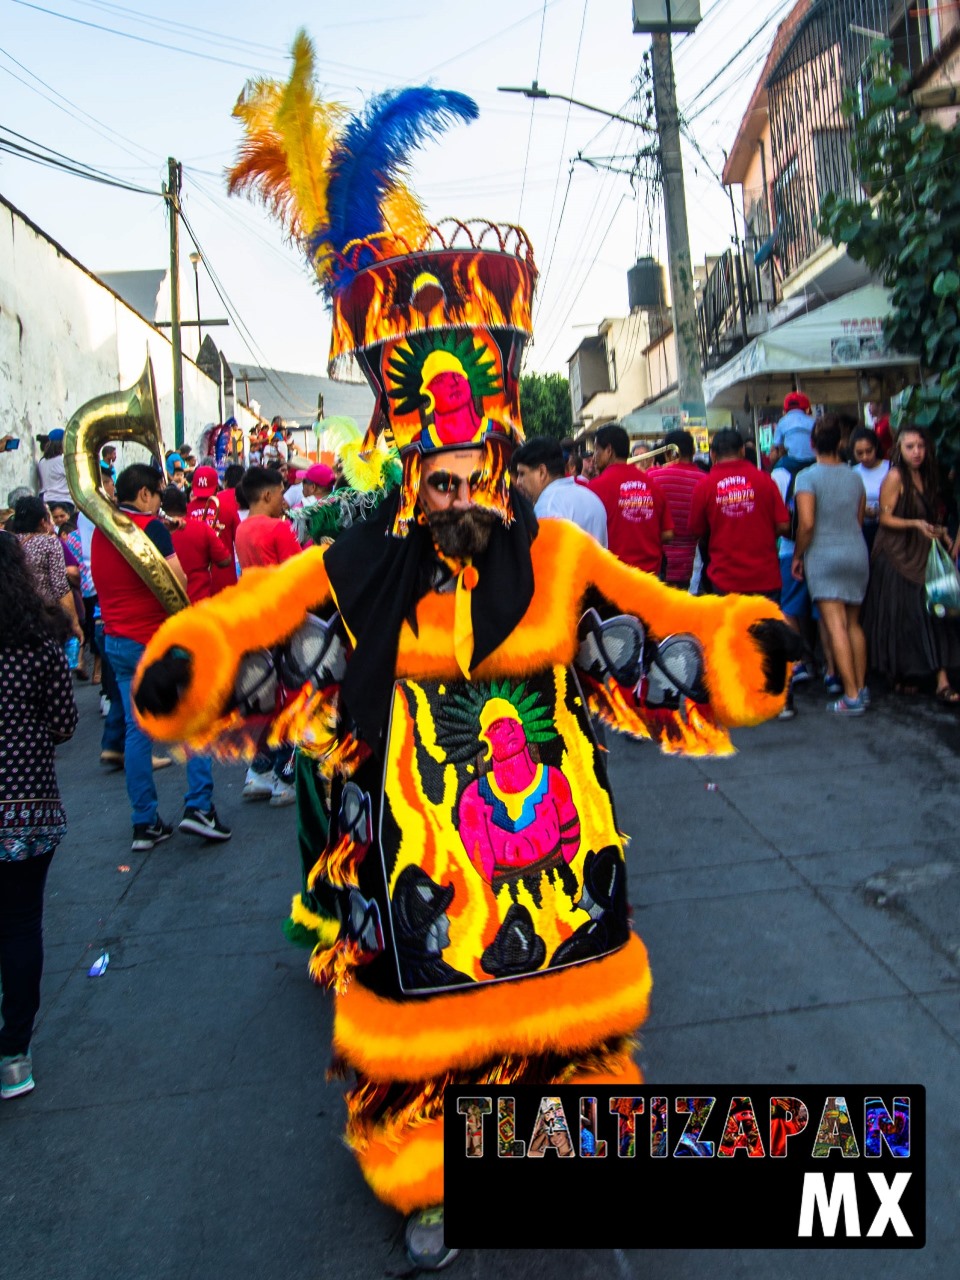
[191,465,219,496]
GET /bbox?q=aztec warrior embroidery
[381,671,629,993]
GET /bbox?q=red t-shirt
[91,508,174,645]
[649,460,704,584]
[234,515,302,569]
[171,521,230,603]
[588,462,673,573]
[688,459,789,594]
[188,488,240,590]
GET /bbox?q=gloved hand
[748,619,805,694]
[134,647,193,717]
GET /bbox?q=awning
[703,284,920,410]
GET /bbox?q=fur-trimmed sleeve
[134,546,331,742]
[571,526,788,727]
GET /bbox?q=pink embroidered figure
[456,696,580,903]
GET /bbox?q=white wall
[0,197,259,499]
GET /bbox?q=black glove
[748,620,805,695]
[134,647,193,717]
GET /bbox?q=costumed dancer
[131,32,800,1271]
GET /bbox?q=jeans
[0,852,54,1057]
[104,634,213,826]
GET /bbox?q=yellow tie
[453,564,479,679]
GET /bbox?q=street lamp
[497,83,655,134]
[189,251,202,356]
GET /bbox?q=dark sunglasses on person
[425,469,484,497]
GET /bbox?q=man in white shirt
[512,437,608,546]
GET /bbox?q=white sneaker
[269,776,296,807]
[242,767,274,801]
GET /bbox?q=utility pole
[163,157,185,449]
[649,32,706,420]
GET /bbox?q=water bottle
[65,637,80,668]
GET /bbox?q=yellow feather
[275,29,346,239]
[382,182,429,252]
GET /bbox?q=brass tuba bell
[64,360,189,615]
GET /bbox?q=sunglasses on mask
[425,469,484,496]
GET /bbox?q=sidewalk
[1,677,957,1279]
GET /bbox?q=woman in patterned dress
[0,533,78,1099]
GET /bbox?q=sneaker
[269,776,297,808]
[99,694,110,718]
[179,806,232,842]
[100,748,124,769]
[790,661,813,685]
[242,767,274,801]
[859,686,871,708]
[826,695,865,717]
[777,687,797,720]
[823,674,844,696]
[131,817,174,852]
[0,1053,34,1100]
[151,755,173,771]
[404,1206,459,1272]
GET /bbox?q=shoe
[131,817,174,852]
[100,749,124,768]
[859,687,871,708]
[404,1206,459,1271]
[826,695,865,717]
[777,687,796,720]
[823,674,843,696]
[0,1053,34,1100]
[242,767,274,801]
[269,777,297,808]
[179,806,232,842]
[99,694,110,718]
[790,661,813,685]
[152,755,173,771]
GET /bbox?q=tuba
[64,360,189,615]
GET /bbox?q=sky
[1,0,796,391]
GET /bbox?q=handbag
[924,539,960,618]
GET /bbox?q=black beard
[427,507,499,560]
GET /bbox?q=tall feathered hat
[228,31,537,534]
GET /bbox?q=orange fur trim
[333,933,651,1081]
[352,1117,445,1213]
[135,547,329,742]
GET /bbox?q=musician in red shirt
[162,486,232,602]
[588,423,673,573]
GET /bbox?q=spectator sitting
[773,392,816,463]
[511,437,607,545]
[648,429,703,589]
[161,485,232,602]
[689,428,790,600]
[234,467,302,568]
[588,423,673,571]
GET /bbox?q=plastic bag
[924,540,960,618]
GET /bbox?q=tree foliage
[519,372,573,440]
[819,46,960,466]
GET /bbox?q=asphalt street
[2,675,959,1279]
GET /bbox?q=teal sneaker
[0,1053,35,1100]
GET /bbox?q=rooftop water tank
[628,257,667,312]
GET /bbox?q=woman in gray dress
[792,416,869,715]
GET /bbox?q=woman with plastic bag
[862,426,960,702]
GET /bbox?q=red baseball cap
[783,392,811,414]
[191,465,219,495]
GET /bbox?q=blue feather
[311,87,478,293]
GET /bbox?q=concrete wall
[0,197,259,499]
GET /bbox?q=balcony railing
[696,243,772,372]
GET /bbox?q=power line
[681,0,792,116]
[517,0,550,222]
[62,0,290,56]
[0,122,160,194]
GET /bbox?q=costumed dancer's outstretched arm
[567,525,799,726]
[134,547,331,742]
